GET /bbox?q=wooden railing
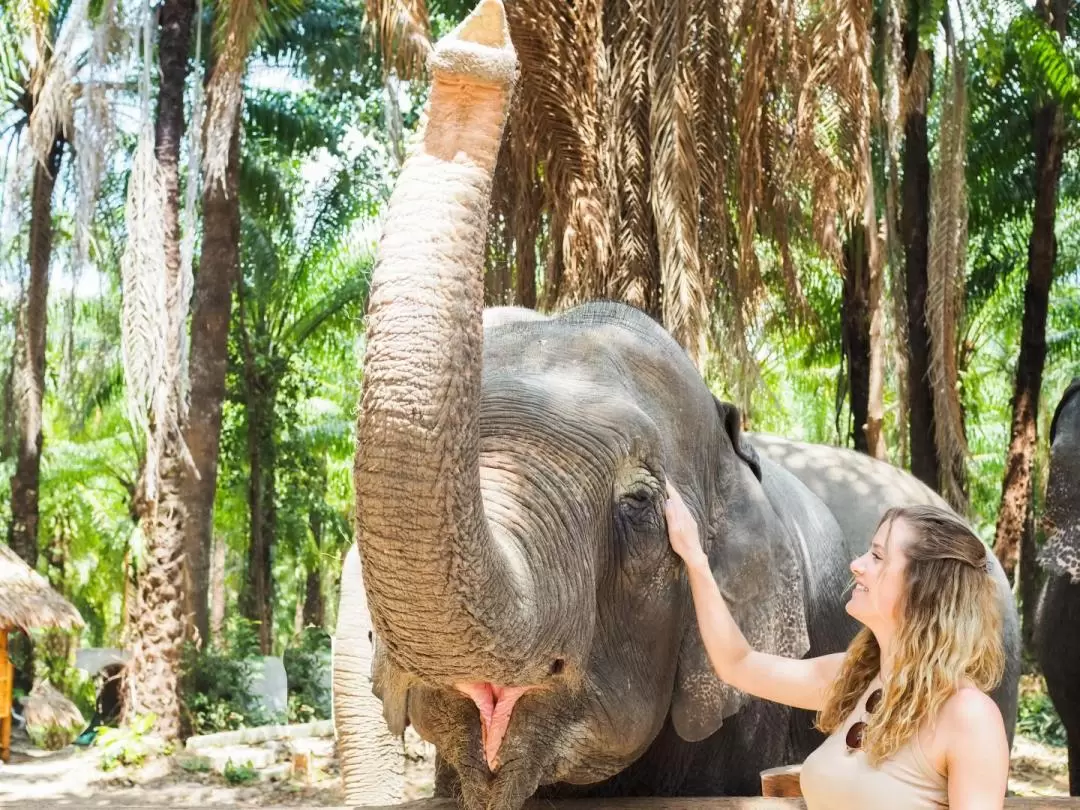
[355,799,1079,810]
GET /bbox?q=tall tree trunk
[993,0,1069,581]
[8,137,64,569]
[302,508,324,629]
[181,113,241,647]
[843,224,872,453]
[1019,495,1040,655]
[209,532,227,645]
[123,0,196,740]
[901,7,940,491]
[240,366,277,654]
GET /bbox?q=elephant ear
[1040,378,1080,583]
[670,398,811,743]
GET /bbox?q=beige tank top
[800,677,948,809]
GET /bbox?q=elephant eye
[620,487,656,511]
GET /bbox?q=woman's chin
[845,596,863,621]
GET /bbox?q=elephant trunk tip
[428,0,517,87]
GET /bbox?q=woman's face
[847,517,912,631]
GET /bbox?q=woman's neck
[875,629,897,682]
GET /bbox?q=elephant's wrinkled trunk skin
[355,1,532,685]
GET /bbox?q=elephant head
[1041,377,1080,582]
[345,2,811,808]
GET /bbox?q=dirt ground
[0,728,1069,806]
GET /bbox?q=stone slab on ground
[185,720,333,750]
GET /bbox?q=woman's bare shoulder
[940,685,1005,736]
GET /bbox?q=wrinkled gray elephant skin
[332,545,405,805]
[1036,376,1080,796]
[343,301,1020,808]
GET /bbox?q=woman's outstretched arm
[666,482,844,711]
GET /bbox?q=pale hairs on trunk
[120,0,170,503]
[926,35,970,513]
[27,0,90,165]
[202,0,258,190]
[179,0,206,405]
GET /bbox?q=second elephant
[1036,376,1080,796]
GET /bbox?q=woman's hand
[665,482,709,570]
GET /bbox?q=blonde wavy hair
[816,505,1006,765]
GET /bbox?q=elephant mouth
[457,681,537,771]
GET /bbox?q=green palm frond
[284,259,372,347]
[1010,10,1080,117]
[244,89,338,155]
[240,148,293,230]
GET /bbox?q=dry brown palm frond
[120,121,168,502]
[203,0,260,189]
[27,0,91,166]
[649,0,706,363]
[608,0,658,316]
[694,0,735,307]
[120,1,168,501]
[927,45,969,512]
[365,0,432,81]
[73,0,118,274]
[504,0,610,309]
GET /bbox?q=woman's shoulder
[939,684,1002,733]
[924,683,1006,774]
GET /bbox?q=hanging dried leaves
[927,44,970,512]
[369,0,873,363]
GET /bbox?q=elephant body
[338,9,1019,807]
[1035,377,1080,795]
[340,301,1021,805]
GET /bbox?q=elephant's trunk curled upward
[354,1,548,699]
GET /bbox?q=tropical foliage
[0,0,1077,747]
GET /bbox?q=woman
[664,483,1009,810]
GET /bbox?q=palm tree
[233,155,374,653]
[182,0,378,643]
[994,0,1075,581]
[119,0,197,739]
[2,0,93,568]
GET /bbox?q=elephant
[1035,376,1080,796]
[331,544,406,805]
[333,3,1021,809]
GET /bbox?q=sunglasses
[845,687,883,752]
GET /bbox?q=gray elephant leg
[332,543,406,804]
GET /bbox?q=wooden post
[1,629,12,763]
[760,764,804,798]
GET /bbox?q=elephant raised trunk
[354,0,534,686]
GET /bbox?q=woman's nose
[850,557,863,575]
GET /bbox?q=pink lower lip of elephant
[457,682,535,771]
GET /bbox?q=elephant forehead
[479,373,662,443]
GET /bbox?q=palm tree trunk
[8,137,64,569]
[240,364,278,654]
[181,113,241,646]
[123,0,196,740]
[993,0,1069,582]
[843,224,872,453]
[209,532,227,645]
[302,497,325,629]
[901,6,939,491]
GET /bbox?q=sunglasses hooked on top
[845,687,884,752]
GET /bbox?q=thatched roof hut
[0,544,83,634]
[1,544,85,762]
